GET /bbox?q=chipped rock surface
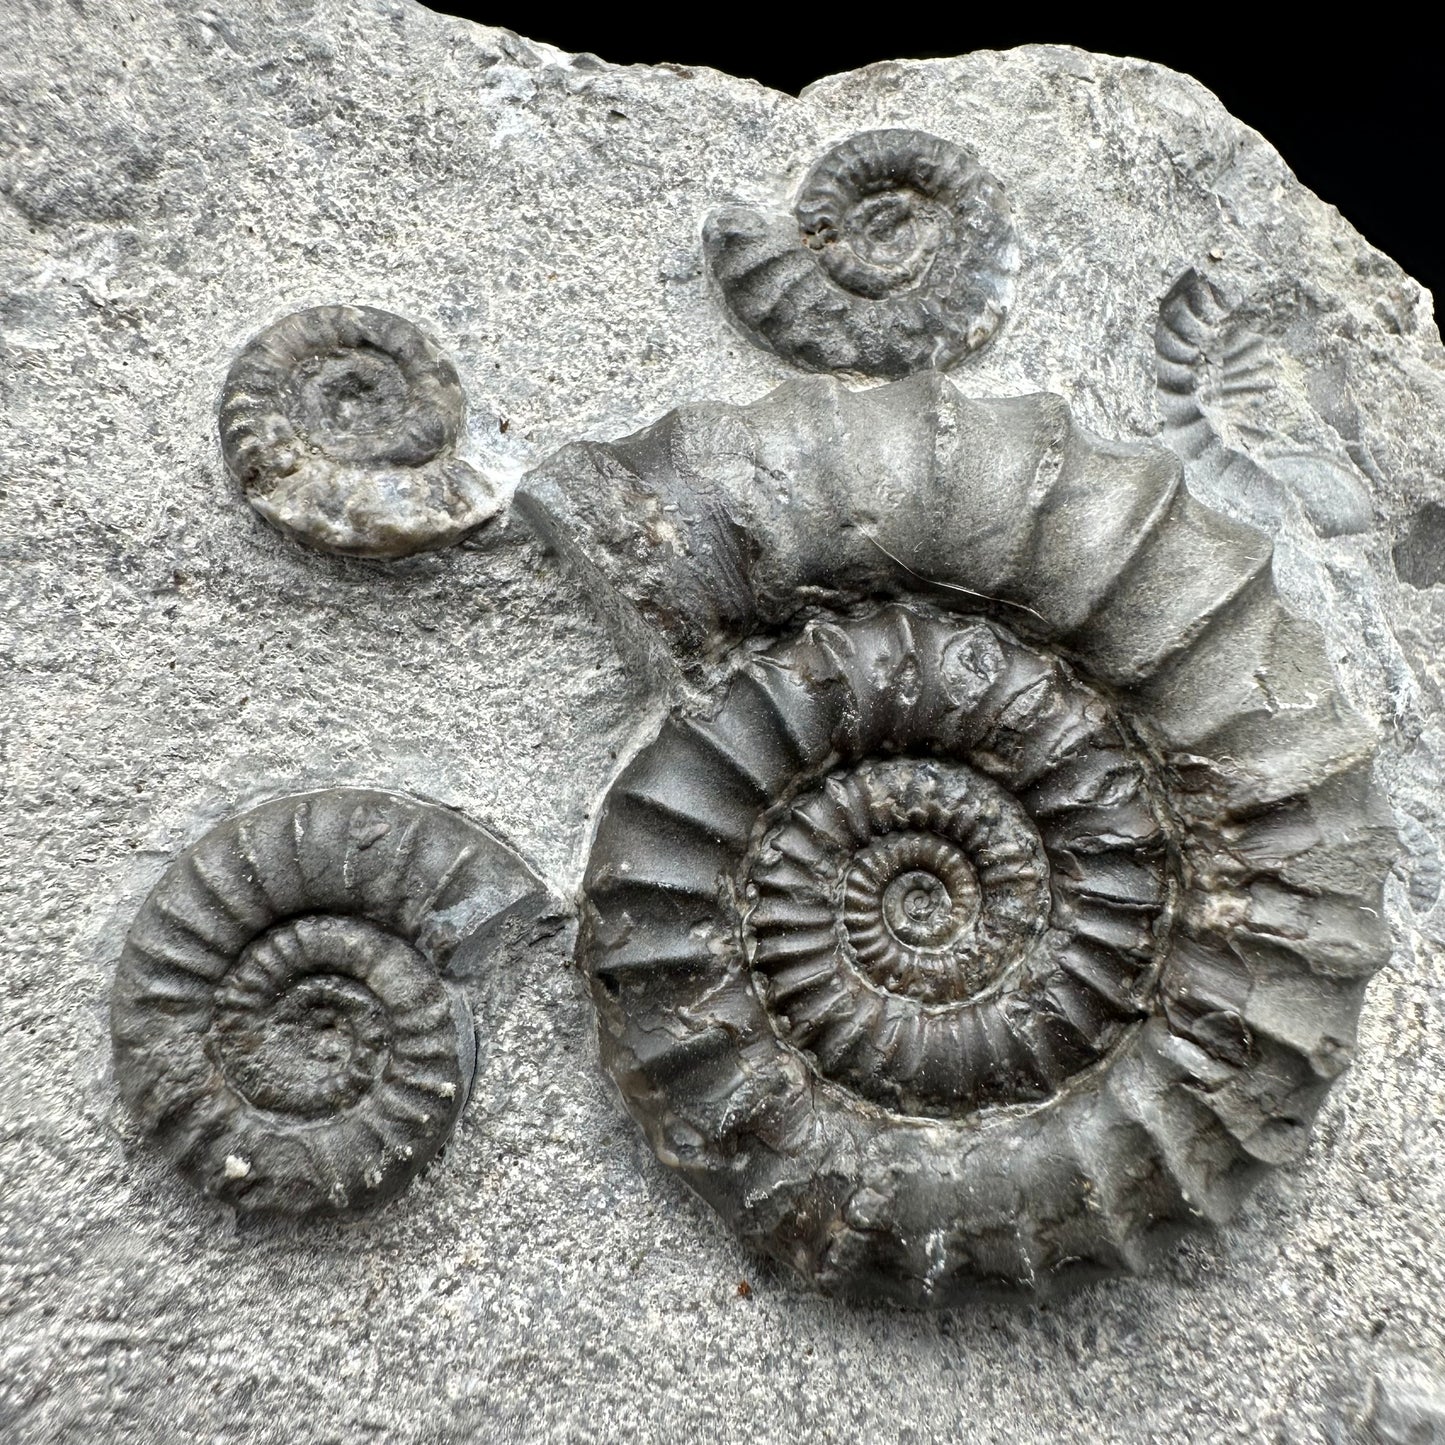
[1,2,1444,1441]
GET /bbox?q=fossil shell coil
[220,305,497,559]
[111,789,546,1219]
[598,606,1176,1123]
[522,376,1397,1305]
[704,129,1019,377]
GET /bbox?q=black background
[425,10,1440,304]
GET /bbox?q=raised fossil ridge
[519,376,1397,1305]
[111,788,548,1220]
[1155,270,1373,539]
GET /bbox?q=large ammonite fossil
[519,375,1397,1305]
[111,788,546,1219]
[703,129,1019,378]
[220,305,497,559]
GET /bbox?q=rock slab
[2,2,1444,1440]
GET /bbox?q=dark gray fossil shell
[220,305,497,558]
[111,788,546,1219]
[704,130,1018,378]
[521,375,1397,1305]
[1156,270,1372,538]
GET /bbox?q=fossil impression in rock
[519,375,1397,1305]
[704,129,1018,378]
[220,305,497,559]
[111,788,546,1219]
[1155,271,1372,538]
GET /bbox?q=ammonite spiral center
[215,971,390,1118]
[880,863,971,947]
[749,755,1054,1024]
[809,191,943,298]
[212,917,405,1118]
[674,607,1175,1119]
[294,346,411,448]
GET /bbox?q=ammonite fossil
[111,788,546,1219]
[220,305,497,559]
[520,376,1397,1305]
[1156,270,1371,538]
[703,129,1019,378]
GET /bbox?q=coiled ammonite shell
[111,789,546,1219]
[220,305,497,558]
[520,375,1397,1305]
[703,130,1019,377]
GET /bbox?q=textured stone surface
[2,1,1444,1440]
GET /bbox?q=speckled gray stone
[2,3,1444,1441]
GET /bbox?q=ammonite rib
[704,129,1019,377]
[111,788,548,1220]
[220,305,497,559]
[519,375,1377,790]
[523,377,1396,1305]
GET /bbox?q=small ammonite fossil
[1155,270,1371,537]
[111,788,546,1219]
[219,305,497,559]
[703,129,1019,377]
[521,376,1397,1306]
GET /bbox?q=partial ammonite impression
[1155,270,1372,538]
[704,129,1018,377]
[111,788,546,1219]
[220,305,497,558]
[521,375,1397,1306]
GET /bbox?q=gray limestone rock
[3,3,1445,1441]
[1326,1357,1445,1444]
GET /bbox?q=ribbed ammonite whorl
[111,789,545,1219]
[220,305,497,558]
[521,375,1398,1306]
[595,605,1174,1123]
[703,129,1018,377]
